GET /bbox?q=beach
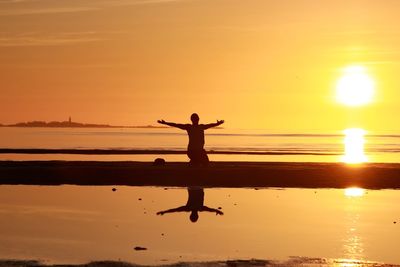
[1,128,400,266]
[1,129,400,266]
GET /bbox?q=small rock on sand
[112,188,117,192]
[134,246,147,251]
[153,158,166,166]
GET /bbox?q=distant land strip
[0,119,171,128]
[0,148,339,156]
[0,124,167,128]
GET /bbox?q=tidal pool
[0,185,399,266]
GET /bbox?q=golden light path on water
[336,187,367,267]
[324,63,379,267]
[342,128,367,164]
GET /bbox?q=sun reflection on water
[344,188,366,198]
[339,187,366,266]
[333,259,368,267]
[342,128,367,164]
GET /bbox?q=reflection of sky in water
[0,186,399,265]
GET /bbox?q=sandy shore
[1,161,400,189]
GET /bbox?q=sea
[0,127,399,163]
[1,127,400,266]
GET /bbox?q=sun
[336,66,375,106]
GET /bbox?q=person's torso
[186,125,205,150]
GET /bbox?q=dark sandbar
[1,161,400,189]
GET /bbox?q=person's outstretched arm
[156,206,188,215]
[201,206,224,215]
[203,120,224,130]
[157,120,188,130]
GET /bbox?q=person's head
[190,113,199,125]
[189,211,199,223]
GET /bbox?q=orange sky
[1,0,400,132]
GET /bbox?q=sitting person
[158,113,224,165]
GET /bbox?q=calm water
[0,185,399,265]
[1,127,400,162]
[1,128,400,265]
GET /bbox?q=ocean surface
[1,128,400,266]
[0,127,399,163]
[0,185,399,266]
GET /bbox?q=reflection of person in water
[157,187,223,223]
[157,113,224,165]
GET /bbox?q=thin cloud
[0,32,102,46]
[110,0,185,5]
[0,6,98,16]
[363,61,400,65]
[0,0,185,16]
[0,0,28,2]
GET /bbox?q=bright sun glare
[336,66,375,106]
[342,128,367,164]
[344,187,366,197]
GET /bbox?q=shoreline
[1,161,400,189]
[0,148,337,156]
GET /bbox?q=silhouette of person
[158,113,224,165]
[157,187,223,223]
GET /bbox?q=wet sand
[1,161,400,189]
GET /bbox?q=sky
[1,0,400,132]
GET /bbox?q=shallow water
[0,185,399,265]
[1,127,400,162]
